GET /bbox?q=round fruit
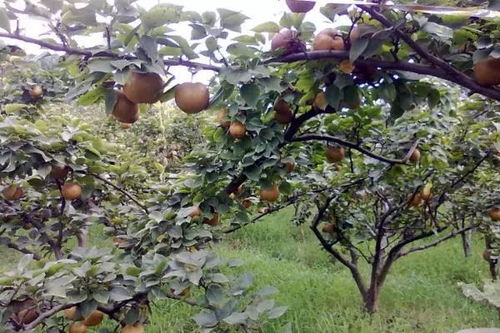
[409,148,421,162]
[61,183,82,200]
[2,185,25,201]
[284,161,296,173]
[473,57,500,86]
[174,82,209,114]
[489,208,500,221]
[29,85,43,98]
[241,199,252,209]
[64,306,78,320]
[17,308,38,324]
[112,91,139,124]
[122,323,145,333]
[271,28,302,54]
[216,109,231,127]
[229,122,246,139]
[123,71,164,104]
[313,92,328,111]
[69,322,87,333]
[325,146,345,163]
[313,28,344,51]
[409,193,423,207]
[121,122,132,129]
[50,164,69,180]
[260,184,280,202]
[82,310,104,327]
[285,0,315,13]
[189,206,202,218]
[274,99,294,124]
[203,212,220,226]
[322,223,335,233]
[421,183,432,201]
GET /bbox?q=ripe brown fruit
[241,199,252,209]
[123,71,164,104]
[260,184,280,202]
[69,322,87,333]
[274,99,294,124]
[189,206,202,218]
[29,85,43,98]
[285,0,315,13]
[121,122,132,129]
[175,82,209,114]
[61,183,82,200]
[216,109,231,127]
[2,185,25,201]
[473,57,500,86]
[489,208,500,221]
[284,161,296,173]
[409,193,423,207]
[122,324,145,333]
[313,92,328,111]
[82,310,104,326]
[325,146,345,163]
[229,122,246,139]
[271,28,302,54]
[409,148,421,162]
[64,306,78,320]
[17,308,38,324]
[203,212,220,226]
[322,223,335,233]
[112,91,139,124]
[50,164,69,180]
[313,28,344,51]
[420,183,432,201]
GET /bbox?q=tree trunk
[461,230,472,257]
[364,284,380,313]
[485,235,498,281]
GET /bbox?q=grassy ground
[1,209,498,332]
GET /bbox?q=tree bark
[461,230,472,257]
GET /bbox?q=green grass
[1,209,498,332]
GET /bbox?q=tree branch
[290,134,407,165]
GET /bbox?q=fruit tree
[0,0,499,331]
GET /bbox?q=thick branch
[291,134,407,164]
[400,223,480,257]
[6,242,41,260]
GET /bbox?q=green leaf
[349,38,369,62]
[191,24,207,40]
[240,83,261,106]
[0,7,11,33]
[217,8,249,32]
[141,4,182,29]
[268,306,288,319]
[423,22,453,42]
[252,22,280,33]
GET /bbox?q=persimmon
[271,28,302,54]
[322,223,335,233]
[229,122,246,139]
[409,193,423,207]
[61,183,82,200]
[174,82,209,114]
[284,160,296,173]
[260,184,280,202]
[473,57,500,86]
[421,183,432,201]
[17,308,38,324]
[241,199,252,209]
[313,92,328,111]
[189,206,202,218]
[64,306,78,320]
[325,146,345,163]
[123,71,164,104]
[112,91,139,124]
[313,28,344,51]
